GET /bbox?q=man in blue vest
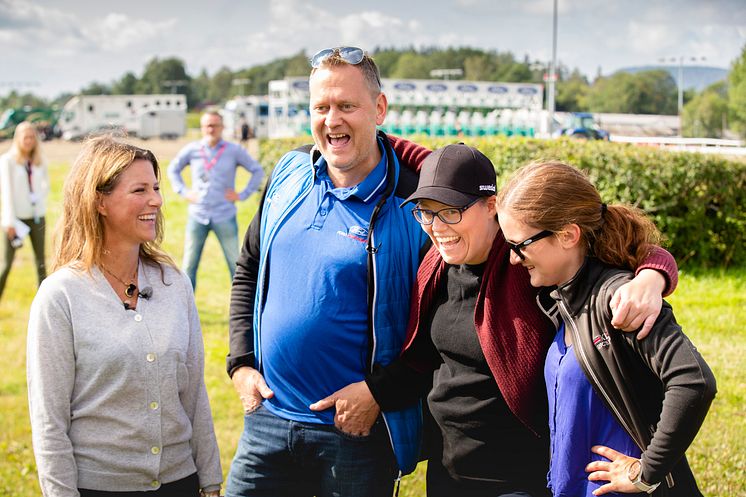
[225,47,429,497]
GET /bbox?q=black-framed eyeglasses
[412,198,480,225]
[310,46,365,68]
[505,230,554,260]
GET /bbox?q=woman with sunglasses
[0,121,49,300]
[495,161,715,497]
[364,143,679,497]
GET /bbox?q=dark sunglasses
[310,46,365,68]
[506,230,554,260]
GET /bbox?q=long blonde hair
[51,135,176,273]
[10,122,44,166]
[497,160,662,270]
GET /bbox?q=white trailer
[222,95,270,139]
[268,79,310,138]
[59,94,187,140]
[138,108,186,140]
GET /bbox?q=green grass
[0,144,744,496]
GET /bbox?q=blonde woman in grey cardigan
[27,136,222,497]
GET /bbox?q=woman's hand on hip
[585,445,641,495]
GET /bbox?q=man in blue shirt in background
[168,111,265,289]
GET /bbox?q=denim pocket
[332,425,376,441]
[244,403,264,416]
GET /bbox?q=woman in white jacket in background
[0,121,49,299]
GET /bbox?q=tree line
[2,45,745,138]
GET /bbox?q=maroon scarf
[402,231,554,435]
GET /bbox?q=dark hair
[496,160,662,270]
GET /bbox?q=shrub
[258,135,746,268]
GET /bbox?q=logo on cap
[402,143,497,208]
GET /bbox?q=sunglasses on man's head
[310,46,365,68]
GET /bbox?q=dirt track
[34,135,195,166]
[28,132,259,166]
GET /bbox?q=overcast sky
[1,0,744,98]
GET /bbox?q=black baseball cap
[403,143,497,207]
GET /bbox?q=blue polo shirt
[545,324,642,497]
[260,145,388,424]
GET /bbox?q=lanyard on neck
[25,159,40,222]
[200,142,227,173]
[25,160,34,193]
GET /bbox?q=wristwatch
[627,459,661,494]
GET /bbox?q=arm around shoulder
[387,135,432,172]
[636,246,678,296]
[610,246,678,336]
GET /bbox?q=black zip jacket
[537,258,716,497]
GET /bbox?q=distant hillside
[616,65,728,92]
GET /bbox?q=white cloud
[81,13,177,51]
[0,1,177,54]
[626,21,679,55]
[240,0,508,65]
[2,0,743,98]
[239,0,437,63]
[0,0,88,53]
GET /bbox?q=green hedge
[258,136,746,268]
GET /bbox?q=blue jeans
[182,215,238,289]
[226,405,398,497]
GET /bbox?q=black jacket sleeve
[365,358,433,412]
[601,283,717,485]
[226,174,271,377]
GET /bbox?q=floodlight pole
[659,55,705,136]
[547,0,558,135]
[429,68,464,80]
[163,80,187,94]
[232,78,251,96]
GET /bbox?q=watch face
[628,460,642,481]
